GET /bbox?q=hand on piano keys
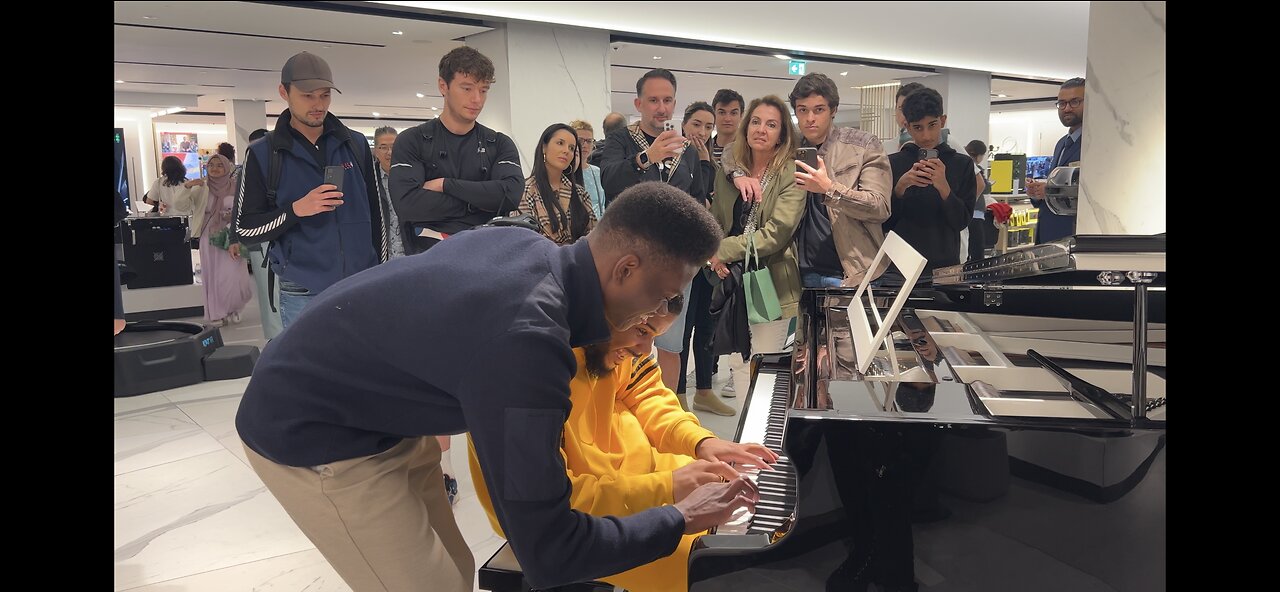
[674,475,761,535]
[695,437,780,470]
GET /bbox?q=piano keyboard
[715,369,798,537]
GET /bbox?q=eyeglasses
[1055,98,1084,109]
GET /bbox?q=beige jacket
[721,126,892,286]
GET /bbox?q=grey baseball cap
[281,52,342,93]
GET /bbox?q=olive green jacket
[710,158,806,319]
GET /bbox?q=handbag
[741,196,781,325]
[207,228,232,250]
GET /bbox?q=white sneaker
[721,370,737,398]
[229,312,242,324]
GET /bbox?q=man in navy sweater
[1026,77,1085,243]
[235,182,758,592]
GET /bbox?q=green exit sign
[114,133,122,143]
[788,60,806,76]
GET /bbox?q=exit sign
[788,60,806,76]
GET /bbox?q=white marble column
[1077,2,1166,235]
[465,22,612,176]
[224,99,266,164]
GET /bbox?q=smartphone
[796,147,819,171]
[663,120,677,134]
[918,148,939,161]
[323,165,345,194]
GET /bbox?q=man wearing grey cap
[233,51,388,328]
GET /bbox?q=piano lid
[931,234,1166,286]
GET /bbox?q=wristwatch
[636,151,652,170]
[730,169,746,179]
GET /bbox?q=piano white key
[737,372,777,446]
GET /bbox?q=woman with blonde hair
[705,95,806,409]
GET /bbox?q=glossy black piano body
[688,284,1166,592]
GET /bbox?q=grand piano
[688,234,1166,592]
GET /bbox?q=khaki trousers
[244,436,473,592]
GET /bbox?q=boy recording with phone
[884,86,977,274]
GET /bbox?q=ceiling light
[392,30,404,35]
[416,93,425,98]
[115,80,125,84]
[142,15,156,19]
[773,54,792,60]
[372,112,380,117]
[997,94,1008,98]
[431,107,439,111]
[840,72,848,76]
[652,56,662,60]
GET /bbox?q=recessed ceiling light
[998,94,1008,98]
[652,56,662,60]
[840,71,848,76]
[115,80,125,84]
[372,112,380,117]
[773,54,792,60]
[392,30,404,35]
[142,15,156,20]
[431,107,439,111]
[416,93,424,98]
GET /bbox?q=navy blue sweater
[235,227,685,587]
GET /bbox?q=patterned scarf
[519,174,598,246]
[628,122,690,182]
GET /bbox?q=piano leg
[823,424,943,592]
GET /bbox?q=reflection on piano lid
[932,234,1166,286]
[688,289,1166,592]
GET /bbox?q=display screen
[114,128,131,213]
[1026,156,1052,179]
[159,131,202,179]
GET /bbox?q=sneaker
[229,311,241,324]
[692,390,736,416]
[443,473,459,506]
[721,370,737,398]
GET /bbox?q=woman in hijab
[195,154,254,325]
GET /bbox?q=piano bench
[478,542,619,592]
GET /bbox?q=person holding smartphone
[232,52,387,329]
[884,87,977,274]
[597,69,702,207]
[723,73,892,289]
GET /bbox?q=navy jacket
[233,110,387,293]
[235,228,685,588]
[1035,131,1082,243]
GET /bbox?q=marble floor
[114,290,755,591]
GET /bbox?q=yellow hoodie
[469,349,715,591]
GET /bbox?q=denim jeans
[801,271,844,289]
[277,278,318,329]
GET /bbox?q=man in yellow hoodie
[469,312,777,591]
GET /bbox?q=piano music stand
[847,232,927,378]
